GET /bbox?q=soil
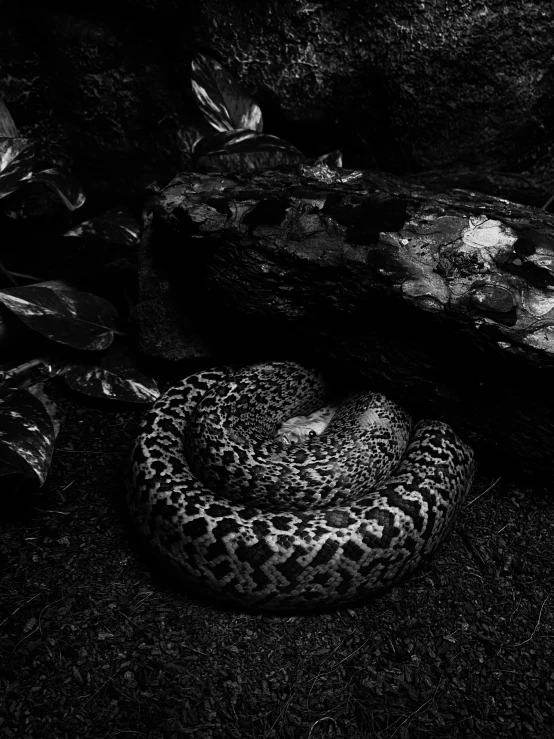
[1,388,553,739]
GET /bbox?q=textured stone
[135,165,554,483]
[1,2,553,200]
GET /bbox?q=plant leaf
[314,150,343,168]
[0,99,18,137]
[26,381,62,437]
[0,385,57,486]
[0,283,118,351]
[37,281,119,325]
[191,53,263,133]
[64,207,141,245]
[62,364,159,403]
[0,138,36,198]
[30,169,86,211]
[194,130,305,173]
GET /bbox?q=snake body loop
[126,361,475,611]
[186,363,412,509]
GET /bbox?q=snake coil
[126,361,475,610]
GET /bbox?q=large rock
[194,0,554,175]
[135,164,554,482]
[1,2,553,200]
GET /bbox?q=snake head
[274,406,337,445]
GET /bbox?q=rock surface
[136,164,554,482]
[1,2,553,200]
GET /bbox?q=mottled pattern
[276,404,338,445]
[186,363,412,509]
[126,362,475,611]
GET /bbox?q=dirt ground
[1,389,554,739]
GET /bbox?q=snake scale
[126,361,475,611]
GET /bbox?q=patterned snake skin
[126,361,475,611]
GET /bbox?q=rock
[1,3,553,200]
[135,164,554,482]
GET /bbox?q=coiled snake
[126,361,475,610]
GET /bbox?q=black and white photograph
[1,2,553,737]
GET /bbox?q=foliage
[0,99,156,491]
[191,53,263,133]
[190,53,342,173]
[193,129,305,173]
[0,52,342,491]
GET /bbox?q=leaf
[0,386,57,486]
[0,138,36,199]
[30,169,86,211]
[27,381,62,437]
[38,281,119,324]
[62,365,159,403]
[314,150,343,168]
[194,130,305,174]
[193,129,305,157]
[191,53,263,133]
[0,140,85,208]
[0,99,18,137]
[64,208,141,245]
[0,283,118,351]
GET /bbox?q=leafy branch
[0,99,157,491]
